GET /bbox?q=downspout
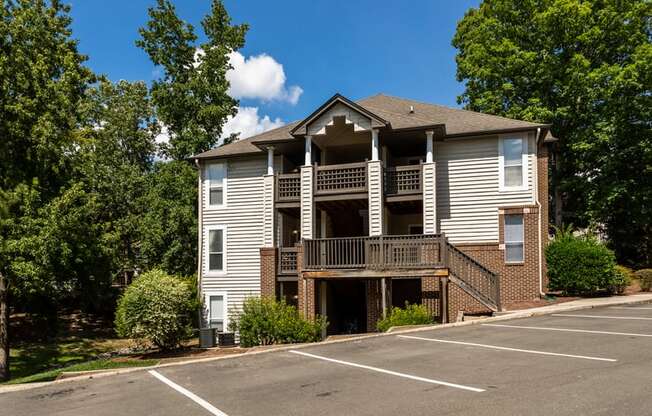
[195,158,204,325]
[534,128,545,297]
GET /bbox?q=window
[500,137,526,190]
[207,294,225,331]
[206,162,226,206]
[504,214,524,263]
[208,227,225,272]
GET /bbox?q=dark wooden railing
[278,247,299,275]
[276,173,301,202]
[385,165,422,195]
[303,234,445,270]
[315,162,367,195]
[445,242,501,311]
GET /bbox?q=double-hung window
[504,214,524,263]
[207,293,225,331]
[207,162,226,207]
[500,137,527,190]
[208,226,225,273]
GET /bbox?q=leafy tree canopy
[453,0,651,266]
[137,0,248,160]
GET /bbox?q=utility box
[199,327,216,348]
[218,332,236,347]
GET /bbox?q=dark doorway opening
[391,278,422,308]
[325,280,367,335]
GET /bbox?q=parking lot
[4,303,652,416]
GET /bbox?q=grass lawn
[4,358,159,385]
[4,336,160,385]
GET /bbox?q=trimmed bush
[546,229,619,295]
[115,269,194,350]
[230,297,327,348]
[635,269,652,292]
[610,266,633,295]
[377,303,433,332]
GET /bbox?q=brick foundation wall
[260,247,277,299]
[452,207,541,315]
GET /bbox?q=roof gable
[290,94,387,136]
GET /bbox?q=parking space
[3,303,652,415]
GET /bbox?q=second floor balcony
[275,162,422,203]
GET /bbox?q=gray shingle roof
[194,94,548,159]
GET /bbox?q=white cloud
[222,106,284,140]
[155,123,170,145]
[226,51,303,105]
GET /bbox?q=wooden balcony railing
[315,162,367,195]
[303,234,445,270]
[277,247,299,275]
[385,165,422,195]
[276,173,301,202]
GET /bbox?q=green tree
[0,0,95,381]
[137,0,248,160]
[138,161,198,276]
[77,80,158,286]
[453,0,651,267]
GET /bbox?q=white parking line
[483,323,652,337]
[552,314,652,321]
[289,350,485,393]
[397,335,617,362]
[610,307,652,310]
[149,370,229,416]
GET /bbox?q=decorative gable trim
[290,93,388,136]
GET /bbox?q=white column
[267,146,274,175]
[371,129,380,161]
[423,130,437,234]
[262,174,275,246]
[368,130,384,237]
[300,165,314,239]
[304,135,312,166]
[425,130,434,163]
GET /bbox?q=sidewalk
[496,293,652,317]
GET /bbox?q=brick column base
[366,280,382,332]
[297,276,315,320]
[260,247,277,299]
[421,276,440,321]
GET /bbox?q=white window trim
[498,135,528,192]
[204,161,227,209]
[204,290,228,332]
[504,214,525,264]
[205,224,227,276]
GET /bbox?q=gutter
[535,128,545,297]
[194,159,204,323]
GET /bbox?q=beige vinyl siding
[201,156,267,317]
[436,133,535,243]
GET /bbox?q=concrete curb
[3,293,652,394]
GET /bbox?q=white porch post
[423,130,437,234]
[300,136,314,239]
[267,146,274,175]
[368,129,383,236]
[262,146,275,247]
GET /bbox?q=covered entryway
[318,279,368,335]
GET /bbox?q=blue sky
[69,0,480,138]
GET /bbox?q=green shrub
[546,229,619,295]
[609,266,633,295]
[115,269,194,350]
[230,297,327,348]
[635,269,652,292]
[377,303,433,332]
